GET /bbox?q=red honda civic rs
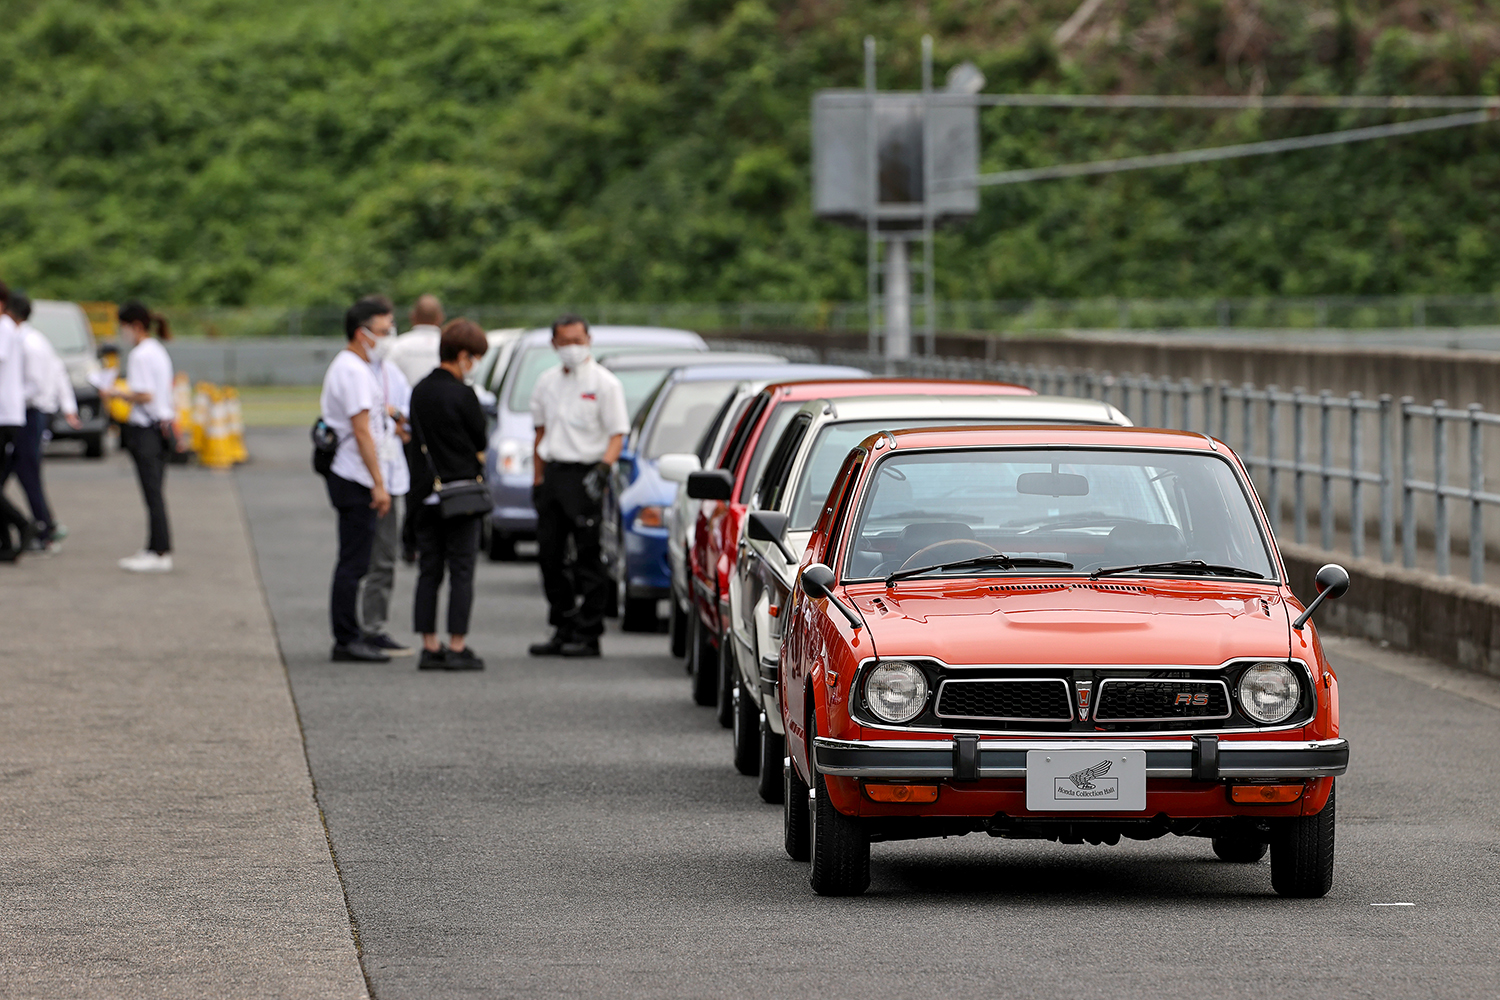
[778,425,1349,897]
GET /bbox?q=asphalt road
[238,427,1500,999]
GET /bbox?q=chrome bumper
[812,736,1349,781]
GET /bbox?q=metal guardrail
[824,349,1500,586]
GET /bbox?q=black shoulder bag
[413,412,491,518]
[311,417,337,477]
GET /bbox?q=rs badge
[1074,680,1093,721]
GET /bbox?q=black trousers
[325,473,378,647]
[413,504,482,636]
[0,426,31,553]
[535,463,609,639]
[121,423,172,554]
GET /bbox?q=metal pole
[1470,403,1484,585]
[1293,390,1306,544]
[864,37,879,355]
[1434,401,1449,577]
[1266,387,1280,534]
[1320,391,1333,551]
[1349,393,1364,560]
[1379,395,1394,564]
[1241,383,1253,489]
[884,238,912,360]
[1218,382,1230,443]
[1402,397,1416,569]
[921,35,935,356]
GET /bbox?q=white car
[726,394,1132,800]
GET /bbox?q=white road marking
[1370,902,1417,907]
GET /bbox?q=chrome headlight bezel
[1237,660,1302,725]
[863,660,930,724]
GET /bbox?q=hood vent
[985,583,1069,594]
[869,596,893,615]
[1073,582,1147,594]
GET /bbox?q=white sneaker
[119,551,173,573]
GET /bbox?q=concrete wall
[162,337,347,386]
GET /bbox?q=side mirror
[800,562,835,599]
[1292,563,1350,631]
[686,469,734,501]
[657,453,701,484]
[747,510,799,563]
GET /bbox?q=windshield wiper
[1090,559,1264,580]
[886,553,1074,587]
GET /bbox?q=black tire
[715,634,735,728]
[784,752,810,862]
[84,434,104,459]
[621,595,658,632]
[670,601,688,659]
[1270,783,1336,898]
[758,715,785,804]
[487,530,516,562]
[732,676,760,776]
[1212,825,1269,864]
[690,614,718,707]
[808,716,870,896]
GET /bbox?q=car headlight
[497,438,533,477]
[1238,661,1301,724]
[864,661,929,724]
[633,505,665,530]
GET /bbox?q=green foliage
[1,0,1498,307]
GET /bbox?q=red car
[778,425,1349,897]
[683,379,1033,715]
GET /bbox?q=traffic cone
[173,373,196,457]
[199,387,233,470]
[192,383,213,454]
[224,387,248,464]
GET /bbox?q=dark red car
[683,379,1034,717]
[778,425,1349,897]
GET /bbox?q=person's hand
[582,462,610,503]
[371,484,392,518]
[65,414,82,430]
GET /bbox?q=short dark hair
[119,299,171,339]
[7,291,31,321]
[551,313,589,339]
[345,295,395,340]
[440,318,488,362]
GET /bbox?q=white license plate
[1025,749,1147,812]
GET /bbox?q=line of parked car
[477,326,1351,899]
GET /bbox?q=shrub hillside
[1,0,1498,308]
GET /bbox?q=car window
[737,400,798,504]
[842,448,1275,581]
[822,453,866,569]
[505,344,680,413]
[644,380,738,459]
[755,415,812,511]
[698,393,745,463]
[719,392,769,472]
[30,303,92,354]
[616,368,677,419]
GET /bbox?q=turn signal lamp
[1230,784,1304,804]
[633,506,665,529]
[864,783,940,804]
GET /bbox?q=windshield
[506,345,685,413]
[645,380,738,459]
[29,303,93,354]
[786,419,995,530]
[738,401,798,503]
[616,368,676,419]
[842,448,1274,582]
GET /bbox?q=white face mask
[365,328,394,362]
[556,344,590,370]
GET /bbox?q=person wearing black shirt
[408,319,491,670]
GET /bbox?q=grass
[235,386,321,428]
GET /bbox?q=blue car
[484,326,707,560]
[604,362,870,631]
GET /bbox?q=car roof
[761,377,1033,401]
[484,328,525,344]
[793,394,1130,425]
[876,424,1220,452]
[669,363,868,384]
[515,326,706,348]
[604,351,786,370]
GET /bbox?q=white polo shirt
[320,348,391,489]
[529,356,630,464]
[124,336,176,426]
[23,324,77,415]
[370,358,410,497]
[0,314,23,427]
[387,325,442,387]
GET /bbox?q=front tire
[715,634,734,728]
[807,717,870,896]
[732,678,759,776]
[621,595,658,632]
[757,715,784,804]
[1270,783,1336,898]
[689,614,718,707]
[670,601,688,658]
[783,755,810,862]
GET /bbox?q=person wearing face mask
[408,318,491,670]
[319,295,396,663]
[104,300,177,573]
[526,314,629,658]
[356,317,414,658]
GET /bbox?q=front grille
[935,678,1073,721]
[1094,679,1230,721]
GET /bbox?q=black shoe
[0,549,18,564]
[418,646,449,670]
[331,641,390,663]
[363,631,413,656]
[560,638,601,658]
[528,631,572,656]
[445,647,485,671]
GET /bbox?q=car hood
[844,579,1291,665]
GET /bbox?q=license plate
[1025,749,1147,812]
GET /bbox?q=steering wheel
[897,539,1000,572]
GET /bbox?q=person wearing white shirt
[104,301,177,572]
[4,292,78,550]
[525,315,629,657]
[386,294,444,387]
[356,353,413,655]
[0,281,36,560]
[319,296,397,663]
